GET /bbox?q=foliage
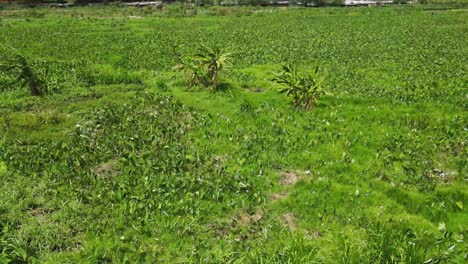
[0,54,48,96]
[195,45,231,90]
[0,5,466,263]
[174,54,206,90]
[273,63,324,110]
[175,44,231,91]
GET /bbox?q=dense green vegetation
[0,4,467,263]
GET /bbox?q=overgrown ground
[0,4,467,263]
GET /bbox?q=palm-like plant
[174,44,231,92]
[0,54,47,96]
[273,63,324,110]
[194,45,231,91]
[173,56,205,90]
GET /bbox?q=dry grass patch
[270,192,288,201]
[234,210,263,226]
[279,170,301,186]
[29,207,48,222]
[280,213,297,231]
[93,159,119,179]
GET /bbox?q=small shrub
[174,44,231,92]
[173,57,206,90]
[272,63,325,110]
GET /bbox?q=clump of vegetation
[0,54,48,96]
[0,5,466,263]
[273,63,324,110]
[175,44,231,92]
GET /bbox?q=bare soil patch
[270,192,288,201]
[212,155,225,167]
[280,171,301,186]
[234,210,263,226]
[29,208,47,222]
[312,230,323,238]
[93,159,119,179]
[280,213,297,231]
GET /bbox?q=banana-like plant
[174,44,231,92]
[273,63,324,110]
[194,44,231,91]
[173,56,205,90]
[0,54,47,96]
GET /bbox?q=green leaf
[185,155,195,162]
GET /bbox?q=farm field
[0,4,467,263]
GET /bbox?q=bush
[174,44,231,92]
[272,63,325,110]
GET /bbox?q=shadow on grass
[215,82,235,93]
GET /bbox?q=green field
[0,4,467,263]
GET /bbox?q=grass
[0,4,467,263]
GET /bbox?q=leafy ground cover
[0,4,467,263]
